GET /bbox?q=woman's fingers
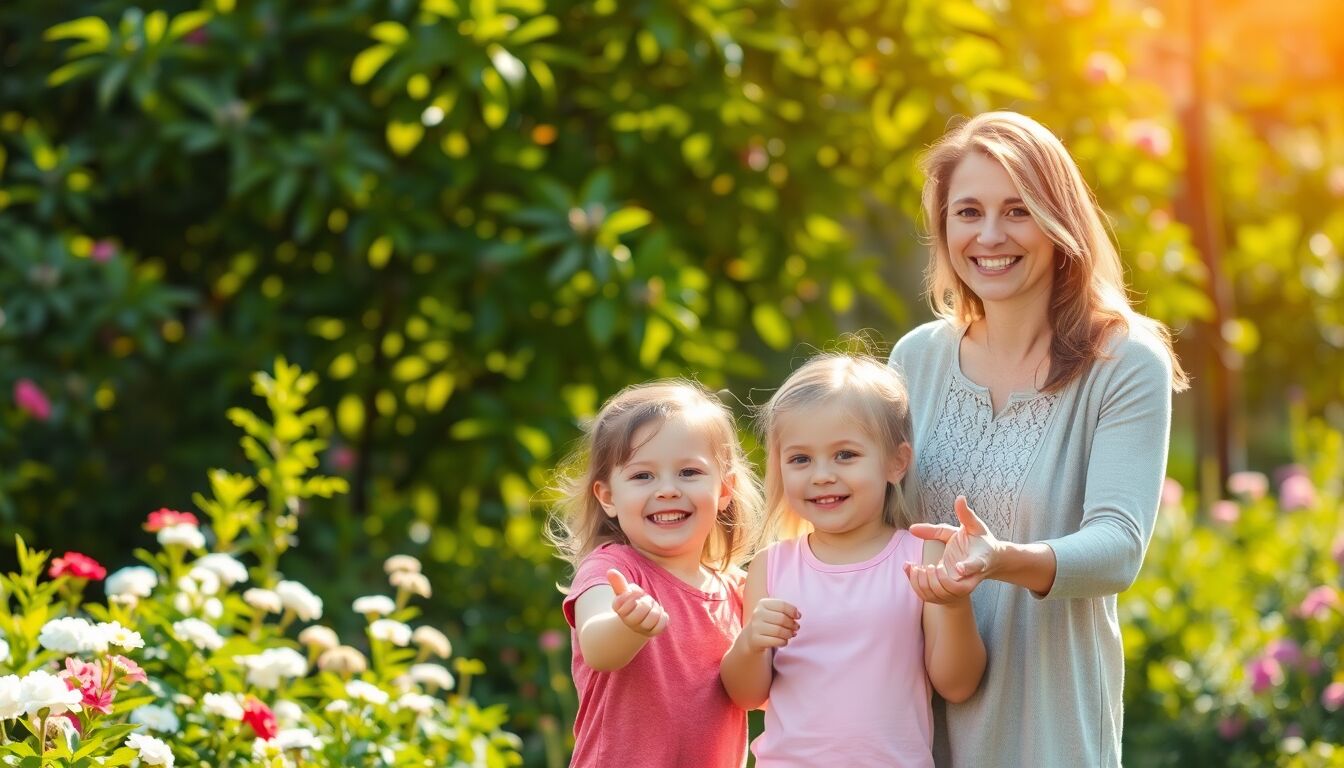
[954,495,990,536]
[910,522,958,542]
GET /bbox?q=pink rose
[14,379,52,421]
[1298,586,1338,619]
[1322,682,1344,712]
[1227,471,1268,501]
[1279,474,1316,511]
[539,629,565,653]
[1247,656,1283,694]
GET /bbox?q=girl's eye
[629,471,653,481]
[679,468,704,478]
[786,454,809,465]
[836,450,857,461]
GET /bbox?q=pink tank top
[752,530,933,768]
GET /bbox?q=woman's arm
[915,540,986,703]
[720,551,796,710]
[572,569,668,672]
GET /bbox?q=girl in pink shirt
[549,380,765,768]
[720,353,987,767]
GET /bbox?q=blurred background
[2,0,1341,765]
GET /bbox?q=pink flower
[1298,586,1338,619]
[60,657,114,715]
[242,697,277,740]
[110,655,147,685]
[538,630,565,653]
[1227,471,1268,501]
[90,240,117,263]
[1247,656,1284,694]
[1209,500,1239,525]
[1127,120,1173,159]
[1322,682,1344,712]
[328,446,356,473]
[144,508,199,532]
[13,379,52,421]
[1279,474,1316,511]
[49,552,107,581]
[1217,714,1245,741]
[1083,51,1124,85]
[1160,477,1183,508]
[1266,638,1301,668]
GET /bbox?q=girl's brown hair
[547,380,764,581]
[757,353,918,543]
[920,111,1189,392]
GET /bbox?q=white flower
[324,699,350,714]
[204,597,224,620]
[345,680,390,706]
[105,565,158,598]
[38,617,105,654]
[193,553,249,586]
[396,692,437,714]
[130,704,180,732]
[244,588,283,614]
[172,618,224,652]
[352,595,396,617]
[369,619,411,647]
[412,626,452,659]
[236,648,308,689]
[408,663,454,691]
[0,638,8,664]
[182,567,221,596]
[98,621,144,650]
[201,692,244,720]
[297,625,339,651]
[275,580,323,621]
[390,570,432,598]
[275,727,321,750]
[158,523,205,550]
[383,554,421,575]
[0,675,23,720]
[126,732,175,766]
[20,670,83,717]
[273,699,303,725]
[252,737,285,762]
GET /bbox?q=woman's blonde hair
[757,353,917,543]
[547,380,764,582]
[920,110,1188,392]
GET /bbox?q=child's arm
[572,569,669,672]
[720,551,799,710]
[913,540,986,704]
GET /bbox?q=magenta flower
[143,508,200,532]
[13,379,52,421]
[49,551,108,581]
[1298,586,1338,619]
[1209,500,1239,525]
[539,629,565,653]
[1217,714,1245,741]
[1322,682,1344,712]
[1279,474,1317,511]
[1266,638,1301,668]
[1160,477,1183,508]
[1247,656,1284,694]
[1227,471,1268,501]
[90,240,117,263]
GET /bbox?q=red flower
[13,379,52,421]
[242,697,278,740]
[49,551,107,581]
[144,508,200,532]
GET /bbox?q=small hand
[742,598,800,653]
[607,569,669,637]
[909,496,999,587]
[903,559,975,605]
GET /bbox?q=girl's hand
[741,598,800,653]
[903,559,975,605]
[909,496,999,592]
[607,569,669,637]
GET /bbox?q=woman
[889,111,1188,767]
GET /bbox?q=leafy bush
[0,359,519,766]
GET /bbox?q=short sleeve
[562,545,645,627]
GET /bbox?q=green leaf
[586,297,617,347]
[751,304,791,350]
[600,207,651,240]
[166,10,212,42]
[480,68,509,128]
[639,315,674,367]
[44,16,111,46]
[369,21,409,45]
[508,16,558,45]
[351,44,396,85]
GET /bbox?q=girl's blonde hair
[547,380,764,580]
[757,353,917,543]
[920,110,1189,392]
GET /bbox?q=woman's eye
[954,208,981,218]
[1008,207,1031,217]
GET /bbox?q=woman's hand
[909,496,1000,595]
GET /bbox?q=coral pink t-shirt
[752,530,933,767]
[563,543,747,768]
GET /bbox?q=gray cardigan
[889,318,1173,768]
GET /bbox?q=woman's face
[944,152,1057,312]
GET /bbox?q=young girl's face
[775,400,908,538]
[593,415,732,570]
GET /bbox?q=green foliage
[1122,412,1344,766]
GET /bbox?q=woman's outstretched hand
[908,496,999,600]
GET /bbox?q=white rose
[369,619,412,647]
[352,595,396,617]
[201,692,244,720]
[20,670,83,717]
[126,733,175,766]
[345,680,389,706]
[172,618,224,652]
[38,617,104,654]
[130,704,181,732]
[158,523,205,550]
[105,565,158,598]
[193,553,249,586]
[275,580,323,621]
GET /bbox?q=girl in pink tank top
[720,353,987,767]
[549,380,767,768]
